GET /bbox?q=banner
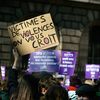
[8,13,59,55]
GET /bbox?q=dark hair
[45,85,69,100]
[70,75,82,87]
[76,84,96,100]
[10,73,40,100]
[21,54,30,70]
[38,74,60,98]
[39,76,60,91]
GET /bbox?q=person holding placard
[76,84,96,100]
[8,48,40,100]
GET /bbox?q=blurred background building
[0,0,100,78]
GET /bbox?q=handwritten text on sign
[8,13,59,55]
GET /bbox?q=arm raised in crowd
[12,49,19,69]
[8,48,19,97]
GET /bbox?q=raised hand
[12,48,19,69]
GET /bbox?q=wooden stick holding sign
[8,13,59,55]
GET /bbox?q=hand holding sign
[12,48,19,69]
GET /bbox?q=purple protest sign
[28,50,60,72]
[85,64,100,79]
[1,66,6,80]
[59,51,77,76]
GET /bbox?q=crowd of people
[0,48,100,100]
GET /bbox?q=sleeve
[7,68,18,97]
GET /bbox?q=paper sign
[8,13,59,55]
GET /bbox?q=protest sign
[8,13,59,55]
[59,51,77,76]
[27,50,60,72]
[1,66,6,80]
[85,64,100,79]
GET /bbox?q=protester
[8,48,60,100]
[38,75,61,98]
[76,84,96,100]
[8,48,40,100]
[94,79,100,100]
[67,75,82,100]
[0,89,9,100]
[0,71,9,100]
[44,84,69,100]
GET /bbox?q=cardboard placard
[8,13,59,55]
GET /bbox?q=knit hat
[76,84,96,97]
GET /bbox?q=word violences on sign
[8,13,59,55]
